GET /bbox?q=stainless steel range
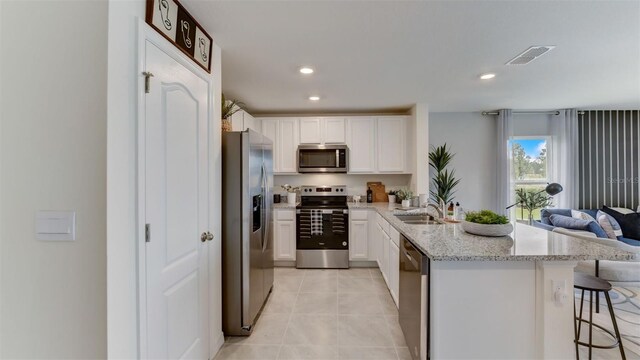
[296,185,349,269]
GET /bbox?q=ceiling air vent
[506,46,556,65]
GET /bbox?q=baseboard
[349,261,378,268]
[275,261,378,268]
[274,261,296,267]
[211,330,225,359]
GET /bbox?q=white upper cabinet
[323,117,346,144]
[244,112,261,133]
[347,117,376,173]
[258,115,407,174]
[261,119,279,171]
[299,118,322,144]
[278,118,299,173]
[299,117,346,145]
[258,117,298,174]
[377,117,406,173]
[230,110,261,133]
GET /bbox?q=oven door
[296,209,349,249]
[297,146,348,173]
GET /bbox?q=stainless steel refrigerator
[222,129,274,336]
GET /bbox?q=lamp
[506,182,563,210]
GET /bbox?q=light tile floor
[215,267,410,360]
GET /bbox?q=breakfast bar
[351,203,636,360]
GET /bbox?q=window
[510,137,551,221]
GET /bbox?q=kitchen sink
[394,214,440,225]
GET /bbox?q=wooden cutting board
[367,182,387,202]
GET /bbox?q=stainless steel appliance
[297,145,348,173]
[399,235,430,360]
[221,130,274,336]
[296,185,349,268]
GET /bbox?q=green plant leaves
[221,93,246,120]
[429,144,459,204]
[465,210,509,225]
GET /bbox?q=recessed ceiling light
[480,73,496,80]
[299,67,314,74]
[308,96,320,101]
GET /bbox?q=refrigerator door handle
[261,163,270,252]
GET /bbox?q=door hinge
[145,224,151,242]
[142,71,154,94]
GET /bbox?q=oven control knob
[342,242,347,247]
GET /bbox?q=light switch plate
[36,211,76,241]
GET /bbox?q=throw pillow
[602,206,640,240]
[549,214,608,238]
[540,208,572,225]
[571,210,596,222]
[596,211,623,240]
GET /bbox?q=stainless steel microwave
[297,145,348,173]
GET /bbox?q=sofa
[533,208,640,282]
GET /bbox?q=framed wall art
[146,0,213,73]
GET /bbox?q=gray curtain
[496,109,513,216]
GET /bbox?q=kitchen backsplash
[273,174,412,196]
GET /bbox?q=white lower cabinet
[347,209,400,307]
[274,209,296,261]
[349,210,369,260]
[389,227,400,307]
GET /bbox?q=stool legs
[574,287,626,360]
[576,289,586,359]
[589,290,593,359]
[604,292,626,360]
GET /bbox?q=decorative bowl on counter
[461,221,513,237]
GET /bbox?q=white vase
[287,192,296,205]
[388,195,396,204]
[401,199,411,208]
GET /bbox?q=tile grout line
[274,270,302,360]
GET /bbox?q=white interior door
[144,40,210,359]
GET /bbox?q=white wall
[429,112,497,212]
[106,1,224,357]
[1,1,108,358]
[274,174,412,196]
[106,1,145,358]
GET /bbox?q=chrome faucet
[426,203,444,219]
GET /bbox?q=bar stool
[574,272,626,360]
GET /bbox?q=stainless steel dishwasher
[399,235,429,360]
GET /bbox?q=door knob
[201,231,214,242]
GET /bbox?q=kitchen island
[349,202,636,360]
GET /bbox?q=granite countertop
[273,202,298,209]
[357,203,637,262]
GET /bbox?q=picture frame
[145,0,213,73]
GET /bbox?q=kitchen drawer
[275,209,295,221]
[389,226,400,247]
[350,209,369,221]
[376,213,390,235]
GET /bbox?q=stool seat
[574,272,612,292]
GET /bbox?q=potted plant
[387,190,397,204]
[462,210,513,237]
[429,144,461,211]
[280,184,299,205]
[221,93,245,132]
[397,189,414,208]
[515,188,553,225]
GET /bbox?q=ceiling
[183,0,640,114]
